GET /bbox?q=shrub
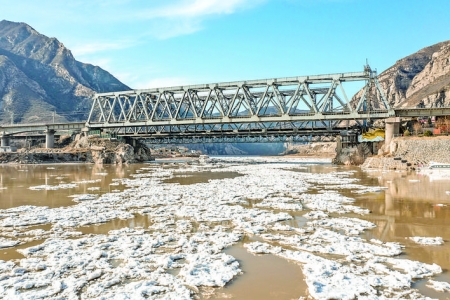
[424,130,433,136]
[403,130,411,136]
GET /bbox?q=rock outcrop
[354,41,450,109]
[333,143,373,166]
[0,20,130,124]
[0,136,152,164]
[284,142,337,157]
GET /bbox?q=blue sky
[1,0,449,90]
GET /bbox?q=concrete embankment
[362,136,450,170]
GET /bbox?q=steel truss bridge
[86,65,396,143]
[2,66,450,145]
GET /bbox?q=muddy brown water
[0,163,148,209]
[1,161,450,299]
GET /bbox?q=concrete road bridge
[2,65,450,148]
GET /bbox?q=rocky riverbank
[0,136,152,164]
[362,136,450,170]
[284,142,337,158]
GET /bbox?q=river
[0,157,449,299]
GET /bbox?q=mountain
[375,40,450,108]
[0,20,130,124]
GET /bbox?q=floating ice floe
[178,253,241,287]
[307,217,376,235]
[245,241,440,299]
[254,196,303,211]
[68,194,98,201]
[351,186,388,194]
[73,179,102,184]
[87,187,101,191]
[427,279,450,292]
[409,236,444,245]
[0,227,239,299]
[29,183,78,191]
[301,191,370,215]
[0,237,20,249]
[303,211,329,219]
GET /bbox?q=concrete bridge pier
[385,117,401,146]
[45,130,56,149]
[1,134,9,147]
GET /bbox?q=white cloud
[143,0,263,19]
[138,0,266,38]
[63,0,265,57]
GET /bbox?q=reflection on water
[348,169,450,298]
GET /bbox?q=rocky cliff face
[0,20,130,124]
[374,41,450,108]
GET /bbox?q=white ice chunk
[409,236,444,245]
[427,279,450,292]
[0,237,20,248]
[178,253,241,287]
[29,183,78,190]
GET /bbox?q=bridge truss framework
[87,66,393,143]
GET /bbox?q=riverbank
[362,136,450,170]
[0,136,153,164]
[283,142,337,158]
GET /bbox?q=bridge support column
[81,127,90,137]
[1,135,9,147]
[45,130,56,149]
[385,117,401,146]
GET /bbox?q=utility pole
[10,112,14,125]
[53,111,55,123]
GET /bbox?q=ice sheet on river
[0,157,446,299]
[245,241,441,299]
